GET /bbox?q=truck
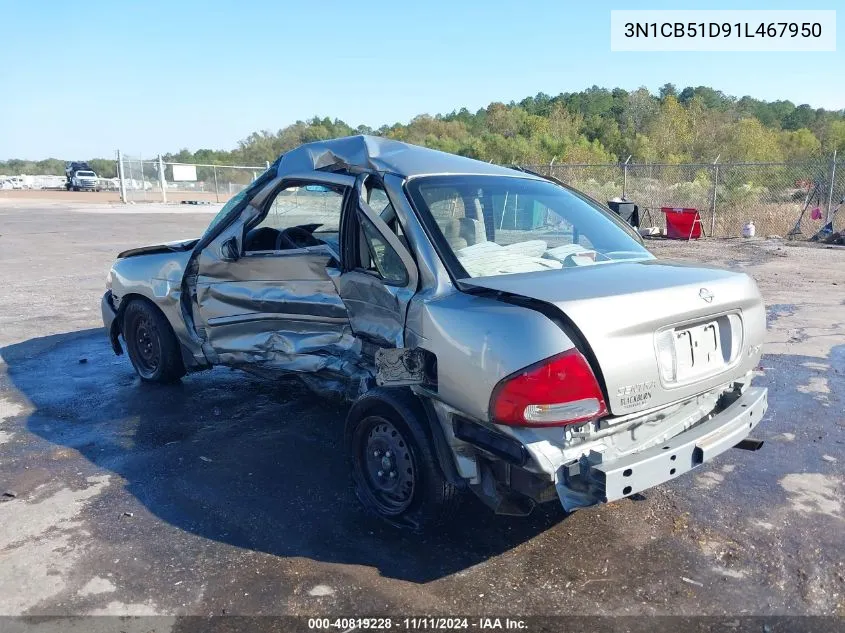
[65,162,99,191]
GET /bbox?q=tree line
[3,84,844,177]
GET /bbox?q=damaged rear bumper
[556,386,768,510]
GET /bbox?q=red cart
[661,207,704,240]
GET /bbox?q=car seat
[440,219,468,250]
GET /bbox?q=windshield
[77,171,96,177]
[407,175,652,279]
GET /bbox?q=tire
[72,186,79,192]
[345,390,461,530]
[122,299,185,383]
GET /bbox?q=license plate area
[674,321,722,380]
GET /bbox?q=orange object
[661,207,703,240]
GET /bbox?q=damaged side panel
[186,167,424,399]
[199,278,348,322]
[193,219,367,385]
[206,319,361,370]
[331,269,413,348]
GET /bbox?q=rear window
[407,175,651,279]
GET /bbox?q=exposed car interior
[239,181,409,284]
[244,223,325,251]
[242,182,345,254]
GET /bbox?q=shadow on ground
[0,329,566,584]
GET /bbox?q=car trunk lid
[464,259,765,416]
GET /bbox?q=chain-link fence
[524,154,843,239]
[117,152,268,204]
[114,149,843,239]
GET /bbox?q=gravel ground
[0,200,843,624]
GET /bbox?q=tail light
[490,348,608,427]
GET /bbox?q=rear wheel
[346,392,461,530]
[123,299,185,383]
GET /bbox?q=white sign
[171,164,197,181]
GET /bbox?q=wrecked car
[102,135,768,528]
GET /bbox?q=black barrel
[607,200,639,227]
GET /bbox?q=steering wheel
[276,226,322,250]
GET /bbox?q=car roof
[275,135,542,181]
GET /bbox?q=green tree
[723,118,783,162]
[780,128,822,160]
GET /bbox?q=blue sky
[1,0,841,160]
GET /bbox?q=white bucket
[742,221,756,238]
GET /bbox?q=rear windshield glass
[407,175,651,279]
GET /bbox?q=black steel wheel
[357,416,416,516]
[122,299,185,383]
[346,390,462,530]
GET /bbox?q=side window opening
[359,215,408,285]
[244,183,345,253]
[357,185,409,286]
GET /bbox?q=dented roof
[275,134,541,180]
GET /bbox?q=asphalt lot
[0,197,843,620]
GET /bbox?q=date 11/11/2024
[308,617,528,630]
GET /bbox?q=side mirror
[221,237,240,261]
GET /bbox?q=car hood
[118,238,200,259]
[464,259,766,416]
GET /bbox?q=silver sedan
[102,135,767,529]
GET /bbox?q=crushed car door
[334,174,419,348]
[192,172,363,375]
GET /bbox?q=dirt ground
[0,200,843,626]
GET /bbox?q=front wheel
[346,392,461,530]
[122,299,185,383]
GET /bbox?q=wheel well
[348,387,465,487]
[114,293,188,371]
[114,293,163,334]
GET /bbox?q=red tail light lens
[490,348,608,427]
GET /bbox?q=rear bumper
[557,386,768,509]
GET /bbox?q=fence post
[213,165,220,203]
[158,155,167,204]
[622,155,632,199]
[117,150,127,203]
[622,164,627,199]
[827,150,837,222]
[710,155,720,236]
